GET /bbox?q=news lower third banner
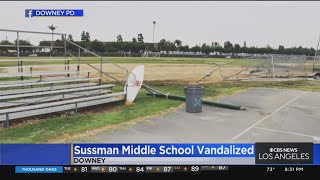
[0,143,319,165]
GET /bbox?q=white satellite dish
[125,65,144,103]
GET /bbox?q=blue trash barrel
[184,85,204,113]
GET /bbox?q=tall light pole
[152,21,156,44]
[48,24,57,57]
[314,34,320,61]
[313,34,320,71]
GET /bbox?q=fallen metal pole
[142,84,166,95]
[146,93,246,110]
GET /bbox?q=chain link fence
[219,54,320,81]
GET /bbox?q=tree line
[0,31,317,56]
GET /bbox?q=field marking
[232,92,305,140]
[253,127,320,141]
[289,104,319,109]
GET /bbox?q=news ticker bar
[11,165,320,174]
[1,143,320,165]
[15,165,228,173]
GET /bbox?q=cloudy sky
[1,1,320,49]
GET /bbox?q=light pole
[153,21,156,44]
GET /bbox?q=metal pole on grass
[271,55,275,79]
[64,34,66,59]
[64,34,67,72]
[17,32,19,58]
[100,57,103,78]
[152,21,156,44]
[304,57,307,79]
[314,34,320,62]
[17,32,20,73]
[313,34,320,70]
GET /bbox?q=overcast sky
[1,1,320,49]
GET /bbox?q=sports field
[0,56,319,143]
[0,56,316,84]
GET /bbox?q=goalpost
[141,43,160,59]
[146,52,161,59]
[122,51,131,58]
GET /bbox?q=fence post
[100,57,103,78]
[78,47,80,59]
[291,54,295,78]
[271,55,275,79]
[5,113,9,128]
[268,63,271,79]
[17,32,19,58]
[30,67,33,77]
[64,34,67,59]
[17,61,20,73]
[75,103,78,114]
[77,65,80,77]
[40,75,42,87]
[304,57,307,79]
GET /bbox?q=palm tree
[137,33,144,43]
[48,24,57,56]
[117,35,123,43]
[174,39,182,51]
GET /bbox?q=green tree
[81,31,86,41]
[167,41,176,52]
[190,45,201,53]
[90,39,105,52]
[234,44,241,53]
[85,32,90,42]
[201,43,211,54]
[132,37,137,43]
[14,39,33,52]
[180,45,190,52]
[224,41,233,49]
[278,45,285,54]
[0,40,14,52]
[224,41,233,53]
[266,44,273,54]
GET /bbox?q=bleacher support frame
[0,29,130,128]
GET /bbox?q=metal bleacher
[0,29,128,127]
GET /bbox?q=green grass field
[0,56,263,67]
[1,56,316,74]
[1,80,320,143]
